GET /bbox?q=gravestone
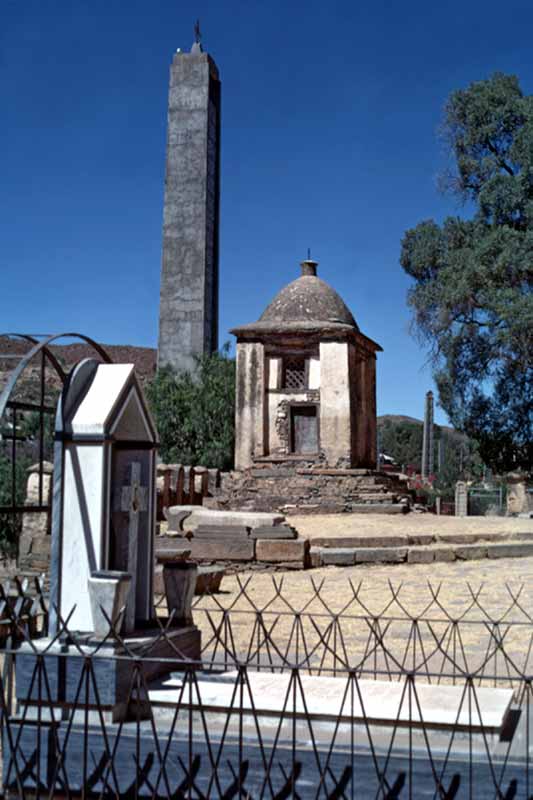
[49,358,159,634]
[455,481,468,517]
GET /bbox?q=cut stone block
[192,525,250,539]
[486,542,533,559]
[309,547,323,568]
[438,533,481,544]
[256,539,309,564]
[354,547,408,564]
[454,545,488,560]
[182,508,285,532]
[250,525,297,540]
[407,534,436,546]
[407,547,435,564]
[310,535,407,549]
[321,548,356,566]
[188,539,256,562]
[433,547,456,562]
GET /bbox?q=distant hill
[378,414,458,437]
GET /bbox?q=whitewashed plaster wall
[319,341,351,465]
[235,342,265,469]
[308,356,320,389]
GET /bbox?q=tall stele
[158,23,221,374]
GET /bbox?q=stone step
[310,539,533,568]
[249,526,297,540]
[192,525,250,539]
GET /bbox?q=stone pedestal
[87,570,132,638]
[157,550,197,626]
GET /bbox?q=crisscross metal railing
[1,576,533,798]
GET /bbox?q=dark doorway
[290,405,318,454]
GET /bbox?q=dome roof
[259,271,357,329]
[230,260,382,352]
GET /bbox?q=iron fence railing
[1,577,533,797]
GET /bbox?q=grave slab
[181,508,286,532]
[148,670,514,734]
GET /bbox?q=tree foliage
[378,418,483,490]
[0,449,30,556]
[400,73,533,474]
[146,348,235,471]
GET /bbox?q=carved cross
[119,462,148,630]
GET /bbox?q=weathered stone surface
[486,542,533,559]
[354,547,408,564]
[193,525,250,539]
[309,547,323,568]
[433,547,456,562]
[407,533,436,546]
[407,547,434,564]
[156,549,191,564]
[438,533,481,544]
[310,535,407,549]
[349,504,406,514]
[158,49,220,374]
[256,539,309,564]
[166,505,196,532]
[30,535,51,556]
[321,548,356,566]
[187,539,256,562]
[250,526,297,540]
[454,545,488,560]
[182,508,285,532]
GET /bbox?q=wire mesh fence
[1,576,533,797]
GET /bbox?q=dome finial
[300,251,318,277]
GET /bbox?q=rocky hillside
[0,336,157,403]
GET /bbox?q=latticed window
[282,357,307,390]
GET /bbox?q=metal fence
[1,576,533,797]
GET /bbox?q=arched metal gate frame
[0,333,112,557]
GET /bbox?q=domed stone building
[231,259,382,470]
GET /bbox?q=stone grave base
[3,669,517,797]
[14,625,201,721]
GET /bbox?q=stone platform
[207,461,410,515]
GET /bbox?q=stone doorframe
[274,392,320,456]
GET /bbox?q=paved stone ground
[289,512,533,540]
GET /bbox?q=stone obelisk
[158,24,221,373]
[421,390,434,479]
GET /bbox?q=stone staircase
[207,460,411,515]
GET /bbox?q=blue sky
[2,0,532,425]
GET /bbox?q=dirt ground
[288,512,533,540]
[193,514,533,670]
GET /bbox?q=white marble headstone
[50,360,158,635]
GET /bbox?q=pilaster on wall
[235,342,265,469]
[319,341,351,465]
[349,347,378,469]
